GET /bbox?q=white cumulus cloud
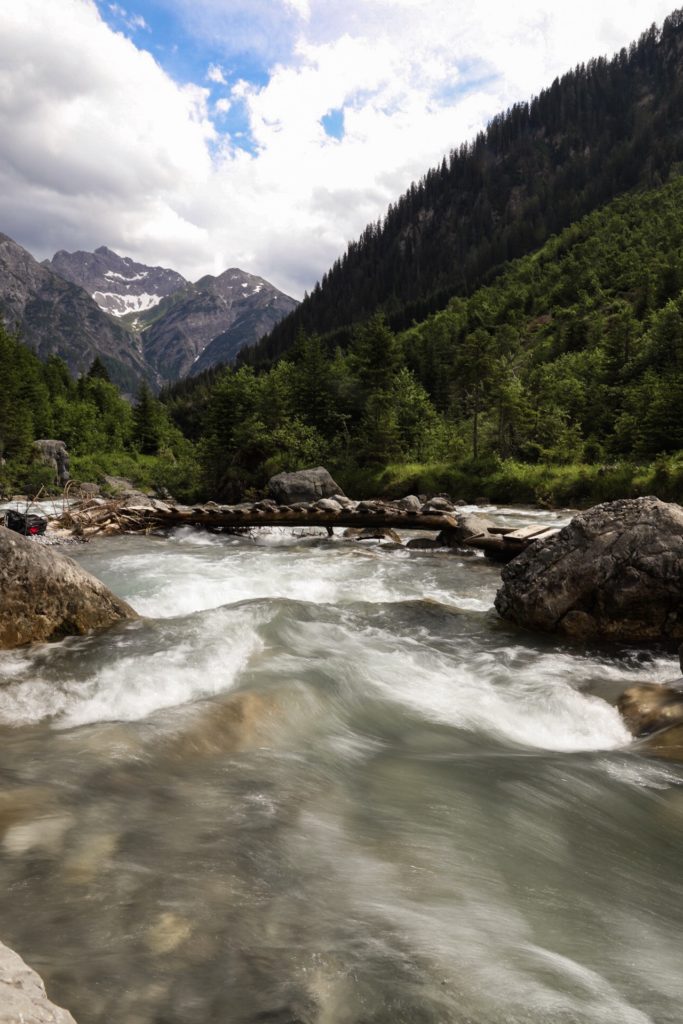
[0,0,676,299]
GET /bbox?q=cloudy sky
[0,0,676,297]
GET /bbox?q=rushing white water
[0,510,681,1024]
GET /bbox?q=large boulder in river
[0,939,77,1023]
[33,439,70,486]
[495,497,683,644]
[0,525,137,649]
[268,467,344,505]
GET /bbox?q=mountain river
[0,507,681,1024]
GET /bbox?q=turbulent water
[0,508,682,1024]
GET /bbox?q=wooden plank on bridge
[503,524,559,543]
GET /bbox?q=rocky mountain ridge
[45,246,187,322]
[0,233,151,393]
[1,236,298,389]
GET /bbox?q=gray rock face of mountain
[45,246,187,321]
[0,234,153,394]
[5,235,298,386]
[141,268,298,380]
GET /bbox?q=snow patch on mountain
[93,291,163,316]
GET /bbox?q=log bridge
[59,497,561,561]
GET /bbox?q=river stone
[618,683,683,736]
[397,495,421,512]
[33,439,70,486]
[618,683,683,762]
[421,496,456,513]
[495,497,683,644]
[268,467,344,505]
[0,525,137,649]
[437,512,496,546]
[0,940,77,1023]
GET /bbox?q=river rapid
[0,507,682,1024]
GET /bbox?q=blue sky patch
[321,108,345,140]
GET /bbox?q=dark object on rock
[33,439,70,486]
[268,467,344,505]
[0,524,137,649]
[3,509,47,536]
[617,682,683,762]
[406,537,442,549]
[495,497,683,644]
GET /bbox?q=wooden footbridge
[59,496,562,561]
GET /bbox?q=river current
[0,507,682,1024]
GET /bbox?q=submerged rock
[0,940,77,1023]
[0,525,137,649]
[268,467,344,505]
[618,682,683,762]
[495,497,683,644]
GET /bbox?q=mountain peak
[46,246,188,321]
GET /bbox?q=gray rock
[495,497,683,644]
[331,494,356,508]
[0,939,77,1023]
[268,467,344,505]
[397,495,422,512]
[438,513,496,546]
[421,496,455,513]
[406,537,442,549]
[356,500,385,513]
[0,525,137,649]
[315,498,343,512]
[33,440,70,486]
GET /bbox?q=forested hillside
[246,8,683,365]
[162,173,683,504]
[0,328,196,497]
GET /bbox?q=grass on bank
[7,450,683,510]
[336,454,683,507]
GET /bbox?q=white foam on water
[0,605,264,728]
[272,614,631,752]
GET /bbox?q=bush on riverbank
[336,455,683,507]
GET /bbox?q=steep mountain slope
[0,234,152,393]
[246,9,683,365]
[45,246,187,322]
[47,246,298,382]
[398,172,683,462]
[140,268,298,380]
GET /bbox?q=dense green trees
[0,328,196,497]
[157,172,683,502]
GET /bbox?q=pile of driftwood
[56,496,175,539]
